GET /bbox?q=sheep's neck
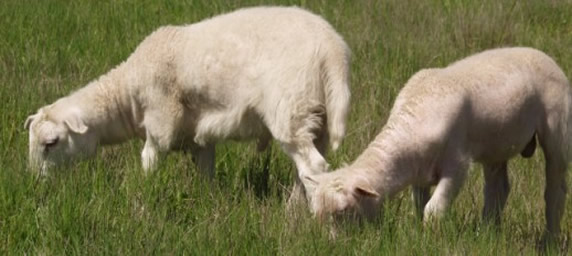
[350,127,418,198]
[79,65,142,145]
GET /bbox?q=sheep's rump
[122,6,351,149]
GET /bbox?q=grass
[1,0,572,254]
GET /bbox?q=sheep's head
[306,169,381,223]
[24,107,94,175]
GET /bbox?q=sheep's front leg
[191,144,216,179]
[424,160,468,220]
[140,103,183,174]
[412,186,430,219]
[482,162,510,226]
[142,135,159,173]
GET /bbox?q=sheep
[306,47,571,237]
[24,6,351,204]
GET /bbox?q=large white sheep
[307,47,571,236]
[24,6,351,203]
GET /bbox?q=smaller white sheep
[307,47,571,237]
[24,6,351,204]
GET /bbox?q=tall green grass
[1,0,571,254]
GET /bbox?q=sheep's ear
[24,114,37,130]
[64,114,88,134]
[355,186,380,198]
[353,181,380,199]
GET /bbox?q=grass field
[1,0,572,254]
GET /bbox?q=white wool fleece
[308,47,571,237]
[25,6,351,205]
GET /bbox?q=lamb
[24,6,351,203]
[307,47,571,237]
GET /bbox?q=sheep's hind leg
[482,162,510,226]
[270,106,329,213]
[286,125,331,212]
[537,126,568,240]
[282,142,328,211]
[313,125,330,156]
[286,175,306,213]
[544,153,567,237]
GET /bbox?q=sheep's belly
[190,108,271,146]
[468,117,537,163]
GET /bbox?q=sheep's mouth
[39,161,53,176]
[334,208,363,223]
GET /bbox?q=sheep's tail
[322,43,351,151]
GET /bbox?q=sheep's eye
[44,138,59,148]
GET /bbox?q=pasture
[1,0,572,254]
